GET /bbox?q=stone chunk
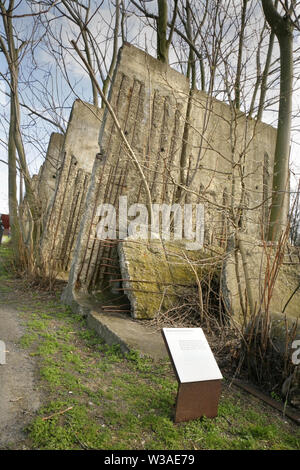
[118,238,223,319]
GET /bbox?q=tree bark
[157,0,169,63]
[262,0,294,241]
[0,0,40,260]
[234,0,248,109]
[257,24,276,120]
[102,0,120,105]
[8,90,21,261]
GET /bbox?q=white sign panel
[163,328,223,383]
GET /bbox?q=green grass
[0,243,13,280]
[20,300,300,450]
[0,243,299,450]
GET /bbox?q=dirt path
[0,297,41,449]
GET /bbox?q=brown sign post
[162,328,223,423]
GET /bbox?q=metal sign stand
[162,328,223,423]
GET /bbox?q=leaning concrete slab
[62,43,190,306]
[62,44,278,320]
[39,101,103,279]
[21,132,64,245]
[185,91,279,240]
[37,132,64,216]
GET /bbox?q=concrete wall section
[37,132,64,210]
[223,234,300,320]
[21,133,64,245]
[62,44,279,309]
[63,44,190,301]
[39,101,103,278]
[185,91,277,243]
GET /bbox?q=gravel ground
[0,301,41,449]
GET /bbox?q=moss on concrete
[118,239,224,319]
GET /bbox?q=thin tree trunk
[185,0,196,90]
[268,32,293,240]
[82,29,99,107]
[102,0,120,105]
[261,0,294,241]
[257,24,276,120]
[234,0,248,110]
[8,90,21,261]
[11,67,38,225]
[157,0,168,63]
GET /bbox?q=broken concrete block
[39,101,103,278]
[118,238,224,319]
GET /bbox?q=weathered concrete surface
[62,43,190,306]
[222,235,300,320]
[21,133,64,245]
[186,92,278,241]
[63,44,278,315]
[118,238,223,319]
[87,310,168,360]
[39,101,103,279]
[37,132,64,216]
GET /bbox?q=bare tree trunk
[262,0,294,241]
[257,2,279,120]
[0,0,40,261]
[102,0,120,105]
[156,0,178,64]
[157,0,169,63]
[234,0,248,109]
[8,92,21,260]
[185,0,197,90]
